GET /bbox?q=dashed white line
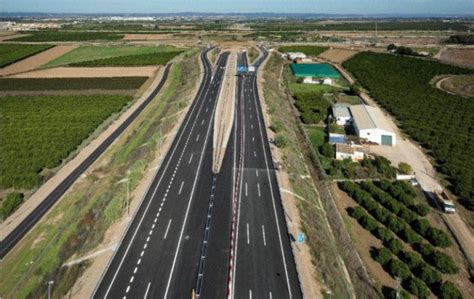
[249,289,252,299]
[201,119,205,126]
[196,134,200,142]
[205,107,209,112]
[188,153,194,164]
[262,225,267,246]
[140,250,144,257]
[269,291,273,299]
[126,286,130,293]
[144,282,151,299]
[164,219,172,239]
[251,124,254,129]
[133,267,137,274]
[256,169,259,177]
[252,137,255,142]
[253,151,256,157]
[257,183,261,197]
[247,223,250,244]
[130,276,134,283]
[179,181,184,195]
[137,258,141,265]
[245,182,248,197]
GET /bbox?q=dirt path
[0,66,161,241]
[8,66,159,78]
[0,45,77,77]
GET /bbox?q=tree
[404,276,430,299]
[319,143,335,158]
[386,258,411,280]
[0,192,24,219]
[373,247,392,265]
[428,251,459,274]
[416,264,441,286]
[385,238,403,255]
[437,281,463,299]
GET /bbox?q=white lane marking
[130,276,134,283]
[247,223,250,244]
[256,170,259,177]
[126,286,130,293]
[102,56,214,298]
[137,258,141,265]
[262,225,267,246]
[257,183,261,197]
[249,289,252,299]
[188,153,194,164]
[253,151,256,157]
[269,291,272,299]
[144,282,151,299]
[196,134,200,142]
[164,219,172,239]
[252,137,255,142]
[143,243,147,249]
[251,124,254,129]
[133,267,137,274]
[140,250,144,257]
[245,182,248,197]
[178,181,184,195]
[205,107,209,113]
[250,114,252,119]
[201,119,205,126]
[251,74,293,297]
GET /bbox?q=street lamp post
[47,280,54,299]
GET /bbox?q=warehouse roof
[349,105,393,132]
[290,63,341,79]
[333,103,351,118]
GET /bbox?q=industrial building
[290,63,341,79]
[349,105,396,146]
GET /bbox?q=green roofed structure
[290,63,341,79]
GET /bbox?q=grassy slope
[0,44,53,68]
[43,45,179,68]
[0,49,200,298]
[278,45,328,56]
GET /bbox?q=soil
[319,48,359,63]
[8,66,159,78]
[0,45,77,77]
[436,75,474,97]
[438,48,474,69]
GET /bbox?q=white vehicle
[248,66,256,72]
[434,190,456,213]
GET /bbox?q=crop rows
[0,77,149,91]
[343,52,474,210]
[0,95,131,189]
[0,43,53,67]
[11,31,124,42]
[339,181,462,298]
[70,51,183,67]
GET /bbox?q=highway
[199,49,302,298]
[94,49,230,298]
[0,63,172,259]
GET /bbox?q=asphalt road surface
[94,50,230,299]
[0,63,172,259]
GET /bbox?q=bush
[319,143,335,158]
[425,227,452,248]
[269,122,284,133]
[404,276,430,299]
[273,134,288,148]
[0,192,24,219]
[437,281,463,299]
[347,206,366,220]
[373,247,392,265]
[412,218,430,235]
[383,287,410,299]
[416,263,442,286]
[400,227,422,245]
[428,251,459,274]
[386,258,411,280]
[374,226,394,242]
[411,203,429,216]
[400,251,423,270]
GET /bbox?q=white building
[333,104,351,126]
[349,105,396,146]
[335,143,366,162]
[287,52,307,60]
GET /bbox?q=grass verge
[0,48,200,298]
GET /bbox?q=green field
[10,31,124,42]
[0,95,131,189]
[278,45,328,56]
[0,44,53,67]
[0,77,148,91]
[344,52,474,210]
[70,51,183,67]
[43,45,180,68]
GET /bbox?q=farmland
[69,51,183,66]
[438,75,474,97]
[338,180,469,298]
[0,95,131,189]
[343,52,474,210]
[43,45,179,68]
[278,45,328,56]
[10,31,124,42]
[0,77,148,91]
[0,43,53,67]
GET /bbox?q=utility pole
[47,280,54,299]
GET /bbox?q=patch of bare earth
[436,75,474,97]
[438,48,474,69]
[319,48,359,63]
[0,45,77,77]
[0,33,30,41]
[8,66,159,78]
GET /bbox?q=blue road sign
[238,66,247,73]
[297,232,305,244]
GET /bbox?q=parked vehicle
[434,190,456,213]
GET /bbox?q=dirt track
[0,45,77,77]
[8,66,159,78]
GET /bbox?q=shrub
[411,204,429,216]
[319,143,335,158]
[400,227,422,245]
[359,214,379,232]
[0,192,24,219]
[416,263,442,286]
[425,227,452,248]
[386,258,411,280]
[269,122,284,133]
[400,251,424,270]
[428,251,459,274]
[373,247,392,265]
[374,226,393,242]
[273,134,288,148]
[385,215,406,234]
[383,287,410,299]
[347,206,366,220]
[404,276,430,299]
[412,219,430,235]
[437,281,463,299]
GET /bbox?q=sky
[1,0,473,15]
